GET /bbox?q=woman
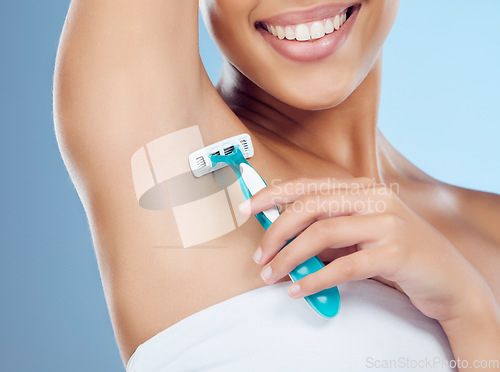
[54,0,500,370]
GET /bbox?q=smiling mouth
[255,5,358,42]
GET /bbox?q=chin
[294,91,351,111]
[273,76,356,111]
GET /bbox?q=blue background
[1,1,498,371]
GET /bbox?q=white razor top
[188,134,254,178]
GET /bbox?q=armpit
[131,125,250,248]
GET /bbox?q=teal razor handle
[211,147,341,318]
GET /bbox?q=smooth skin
[54,0,500,368]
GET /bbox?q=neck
[217,55,385,181]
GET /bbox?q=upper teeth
[263,11,348,41]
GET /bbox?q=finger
[257,195,393,265]
[286,247,394,298]
[258,214,389,284]
[241,176,376,215]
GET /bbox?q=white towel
[127,279,456,371]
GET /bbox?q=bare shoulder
[448,184,500,246]
[422,181,500,300]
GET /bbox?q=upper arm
[53,0,230,217]
[54,0,204,171]
[52,0,244,360]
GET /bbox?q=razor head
[188,134,254,178]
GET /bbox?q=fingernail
[260,265,272,282]
[252,247,262,264]
[238,199,251,215]
[288,283,301,297]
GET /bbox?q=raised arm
[53,0,250,363]
[55,0,204,148]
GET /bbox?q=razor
[188,134,341,318]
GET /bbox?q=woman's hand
[240,177,497,324]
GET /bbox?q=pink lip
[257,4,361,63]
[258,2,361,26]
